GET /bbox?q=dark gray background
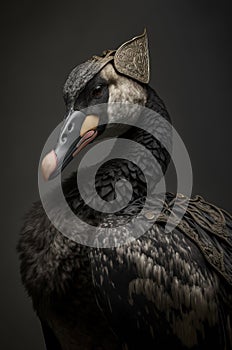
[1,0,231,349]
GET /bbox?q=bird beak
[41,110,99,181]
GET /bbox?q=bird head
[41,30,171,181]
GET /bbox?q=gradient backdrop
[1,1,232,349]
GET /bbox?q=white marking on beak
[80,115,99,137]
[41,150,57,181]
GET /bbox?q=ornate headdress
[64,30,150,100]
[103,29,149,83]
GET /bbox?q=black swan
[17,30,232,350]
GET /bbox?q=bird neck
[94,126,162,203]
[63,86,171,221]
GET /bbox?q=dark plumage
[17,34,232,350]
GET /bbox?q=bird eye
[92,85,104,99]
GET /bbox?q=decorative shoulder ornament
[154,193,232,287]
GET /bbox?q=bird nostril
[67,123,74,132]
[61,134,67,144]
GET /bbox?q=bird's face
[41,63,147,181]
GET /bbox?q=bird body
[17,31,232,349]
[18,174,232,349]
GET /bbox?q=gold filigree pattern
[152,194,232,286]
[90,30,150,84]
[179,195,231,244]
[114,29,150,84]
